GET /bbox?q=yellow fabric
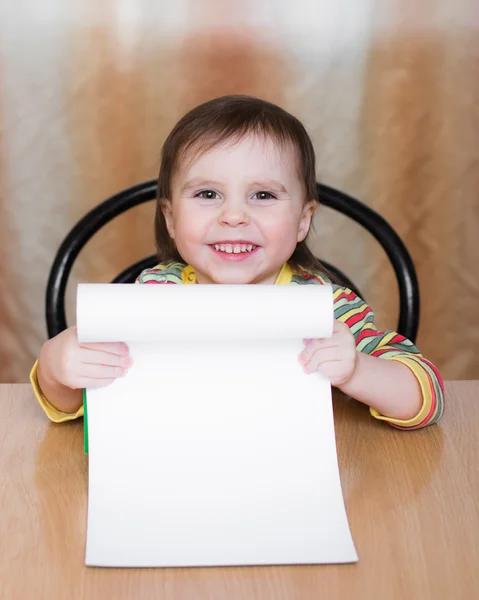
[274,262,294,285]
[180,262,294,285]
[30,360,84,422]
[369,356,432,427]
[182,264,197,283]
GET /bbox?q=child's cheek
[261,218,298,247]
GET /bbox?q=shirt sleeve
[30,360,84,422]
[332,285,444,429]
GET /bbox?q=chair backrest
[46,181,419,342]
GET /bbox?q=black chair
[46,181,420,342]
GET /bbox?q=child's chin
[209,266,258,285]
[213,274,255,285]
[210,267,278,285]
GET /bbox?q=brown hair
[155,94,325,272]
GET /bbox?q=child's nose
[218,201,250,227]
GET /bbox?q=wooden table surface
[1,382,478,600]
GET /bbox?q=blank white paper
[78,284,358,568]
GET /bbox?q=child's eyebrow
[250,180,288,193]
[181,179,222,191]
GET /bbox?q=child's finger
[299,339,337,363]
[79,341,130,356]
[79,348,132,368]
[301,346,343,373]
[302,338,324,345]
[304,356,340,374]
[78,363,129,380]
[299,339,322,364]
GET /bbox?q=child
[31,95,444,429]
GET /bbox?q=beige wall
[0,0,478,382]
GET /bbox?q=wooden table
[1,382,478,599]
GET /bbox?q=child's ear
[297,200,317,242]
[161,199,175,239]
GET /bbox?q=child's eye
[253,191,276,200]
[196,190,219,200]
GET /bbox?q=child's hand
[38,326,132,390]
[299,320,357,387]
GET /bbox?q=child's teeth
[213,243,257,253]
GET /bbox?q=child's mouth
[209,243,260,261]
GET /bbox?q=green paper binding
[83,388,89,454]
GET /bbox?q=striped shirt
[30,261,444,428]
[138,261,444,430]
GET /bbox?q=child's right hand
[38,326,132,390]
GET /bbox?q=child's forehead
[177,133,297,175]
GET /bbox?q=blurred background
[0,0,478,383]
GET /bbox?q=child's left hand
[299,320,358,387]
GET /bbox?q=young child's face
[164,134,315,284]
